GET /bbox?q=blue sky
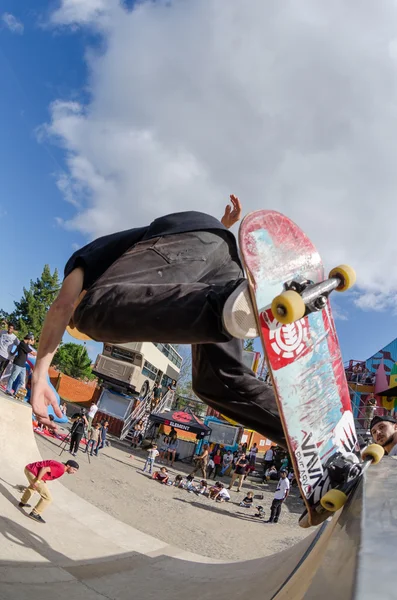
[1,1,397,364]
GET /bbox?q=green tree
[10,265,60,340]
[244,339,255,351]
[53,343,95,380]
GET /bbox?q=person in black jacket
[6,333,36,396]
[69,409,89,456]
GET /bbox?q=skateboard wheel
[320,489,347,512]
[271,291,306,324]
[362,443,384,465]
[329,265,356,292]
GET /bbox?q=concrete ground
[35,426,309,561]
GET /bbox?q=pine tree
[10,265,60,340]
[53,343,94,380]
[244,339,255,351]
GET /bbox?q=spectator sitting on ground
[240,491,254,507]
[152,466,169,484]
[37,414,56,435]
[212,482,231,503]
[173,474,185,487]
[192,480,208,495]
[263,465,278,483]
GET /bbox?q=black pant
[70,432,83,454]
[0,357,9,377]
[269,498,283,522]
[74,230,285,447]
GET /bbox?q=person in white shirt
[143,444,159,474]
[263,447,274,475]
[370,415,397,456]
[87,402,99,432]
[249,442,258,468]
[0,323,19,378]
[266,469,290,523]
[212,483,230,502]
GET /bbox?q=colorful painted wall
[348,337,397,424]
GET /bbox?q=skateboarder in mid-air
[30,195,284,446]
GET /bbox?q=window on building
[142,360,158,381]
[153,343,183,369]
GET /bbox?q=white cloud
[2,13,24,34]
[42,0,397,310]
[50,0,114,27]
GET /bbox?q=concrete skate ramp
[0,395,395,600]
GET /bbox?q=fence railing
[120,388,175,441]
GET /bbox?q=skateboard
[239,210,383,527]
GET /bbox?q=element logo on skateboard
[260,309,311,369]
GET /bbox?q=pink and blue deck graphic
[239,211,356,504]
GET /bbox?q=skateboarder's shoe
[222,280,258,339]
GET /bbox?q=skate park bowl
[0,393,396,600]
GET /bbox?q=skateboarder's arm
[30,268,84,426]
[30,466,51,488]
[33,267,84,383]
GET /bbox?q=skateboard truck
[271,264,356,325]
[319,444,384,513]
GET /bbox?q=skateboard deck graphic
[239,210,358,526]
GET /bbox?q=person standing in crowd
[266,469,290,524]
[6,333,36,396]
[84,422,102,456]
[150,383,162,412]
[87,401,98,432]
[370,415,397,455]
[166,432,179,468]
[19,459,79,523]
[189,444,210,479]
[249,442,258,470]
[0,323,19,378]
[206,454,215,479]
[60,402,67,416]
[69,409,89,456]
[130,420,144,448]
[143,444,159,474]
[221,450,233,476]
[157,434,170,463]
[229,453,249,492]
[212,448,222,478]
[263,446,274,474]
[364,395,377,431]
[95,421,109,456]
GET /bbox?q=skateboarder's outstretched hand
[30,379,63,430]
[221,194,242,229]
